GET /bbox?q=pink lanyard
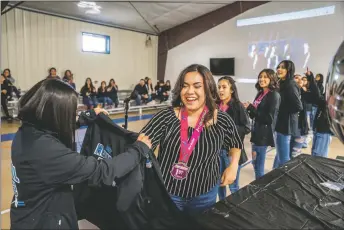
[219,102,229,112]
[179,106,208,163]
[252,90,270,108]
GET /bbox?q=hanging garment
[73,113,193,230]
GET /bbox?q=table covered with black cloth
[195,154,344,229]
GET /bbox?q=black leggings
[1,93,10,117]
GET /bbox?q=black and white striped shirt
[140,107,243,198]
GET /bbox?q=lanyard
[179,106,208,163]
[219,102,229,112]
[253,90,270,108]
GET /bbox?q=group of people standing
[9,61,331,230]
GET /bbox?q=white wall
[1,8,158,91]
[165,1,344,102]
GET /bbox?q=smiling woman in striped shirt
[140,64,243,214]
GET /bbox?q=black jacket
[80,86,97,98]
[219,100,250,165]
[313,94,332,134]
[73,114,191,230]
[10,111,150,230]
[275,78,303,136]
[247,90,281,147]
[299,73,321,135]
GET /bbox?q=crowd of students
[216,60,331,199]
[1,67,173,120]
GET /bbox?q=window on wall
[82,32,110,54]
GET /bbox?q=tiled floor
[1,111,343,229]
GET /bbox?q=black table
[195,154,344,229]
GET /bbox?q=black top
[140,107,243,198]
[247,90,281,147]
[1,78,10,92]
[97,87,108,98]
[10,111,150,229]
[80,86,96,98]
[275,79,303,136]
[219,99,250,164]
[134,84,148,95]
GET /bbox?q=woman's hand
[94,108,109,116]
[220,163,239,187]
[137,133,152,149]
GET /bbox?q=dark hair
[171,64,218,124]
[18,79,78,149]
[64,70,72,77]
[218,76,240,102]
[84,77,94,89]
[99,81,107,92]
[277,60,295,80]
[49,67,57,74]
[316,73,324,83]
[108,79,115,87]
[255,69,279,92]
[3,68,11,77]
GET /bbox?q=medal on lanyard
[170,106,208,180]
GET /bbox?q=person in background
[140,64,243,214]
[312,92,332,158]
[63,70,72,82]
[63,70,76,89]
[311,73,324,129]
[107,79,119,108]
[10,78,152,229]
[274,60,303,168]
[244,69,280,179]
[163,80,171,101]
[145,78,155,101]
[46,67,60,79]
[98,81,113,108]
[154,80,165,103]
[132,79,150,105]
[80,78,98,109]
[3,68,21,100]
[300,75,313,148]
[1,74,13,121]
[217,76,250,197]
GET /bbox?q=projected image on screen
[248,39,310,70]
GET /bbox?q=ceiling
[8,1,235,35]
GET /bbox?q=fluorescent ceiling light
[77,1,96,8]
[237,5,335,27]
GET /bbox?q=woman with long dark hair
[274,60,303,167]
[243,69,280,179]
[98,81,113,108]
[217,76,250,197]
[10,79,152,229]
[80,78,98,109]
[140,64,243,214]
[107,79,119,108]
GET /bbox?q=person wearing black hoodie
[293,71,320,158]
[312,92,333,157]
[274,60,303,168]
[10,79,152,229]
[311,73,324,129]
